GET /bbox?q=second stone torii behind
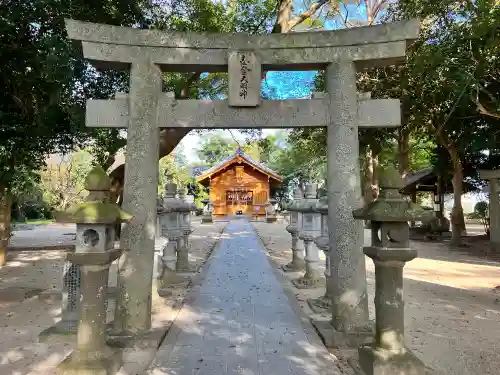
[65,18,420,345]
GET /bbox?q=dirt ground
[0,219,227,375]
[252,220,500,375]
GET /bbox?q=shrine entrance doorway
[226,189,253,215]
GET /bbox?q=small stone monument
[282,187,305,272]
[158,180,188,296]
[265,198,278,223]
[54,166,132,375]
[292,183,323,289]
[352,166,431,375]
[201,199,213,223]
[308,196,332,313]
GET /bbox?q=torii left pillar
[113,61,162,336]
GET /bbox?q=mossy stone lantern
[282,187,305,272]
[55,167,132,375]
[353,166,432,375]
[59,167,132,253]
[292,183,323,289]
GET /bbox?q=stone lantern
[352,166,431,375]
[177,186,196,271]
[158,179,187,296]
[54,167,132,375]
[308,196,332,313]
[292,183,323,289]
[282,187,305,272]
[201,199,213,223]
[265,198,278,223]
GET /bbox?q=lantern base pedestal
[201,216,213,223]
[157,267,189,297]
[355,344,426,375]
[57,347,121,375]
[311,320,373,348]
[307,295,332,314]
[292,276,324,289]
[281,258,306,272]
[38,319,78,341]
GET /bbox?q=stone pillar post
[57,251,122,375]
[324,60,371,345]
[292,183,323,289]
[115,61,162,335]
[353,166,430,375]
[283,187,306,272]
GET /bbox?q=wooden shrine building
[196,149,283,218]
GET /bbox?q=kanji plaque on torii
[228,51,261,107]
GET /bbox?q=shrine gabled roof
[196,148,283,184]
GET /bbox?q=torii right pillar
[479,169,500,252]
[319,60,374,347]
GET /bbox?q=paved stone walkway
[148,220,341,375]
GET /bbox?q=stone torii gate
[65,19,419,343]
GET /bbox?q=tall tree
[0,0,150,264]
[388,0,500,244]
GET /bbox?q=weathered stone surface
[228,51,261,107]
[66,19,419,50]
[326,60,371,341]
[86,96,401,129]
[66,18,419,70]
[114,61,162,335]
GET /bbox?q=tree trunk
[447,144,465,246]
[398,126,410,178]
[0,186,12,266]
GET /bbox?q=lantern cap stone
[55,167,133,224]
[84,166,111,191]
[353,166,432,222]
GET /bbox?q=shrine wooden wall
[209,164,270,217]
